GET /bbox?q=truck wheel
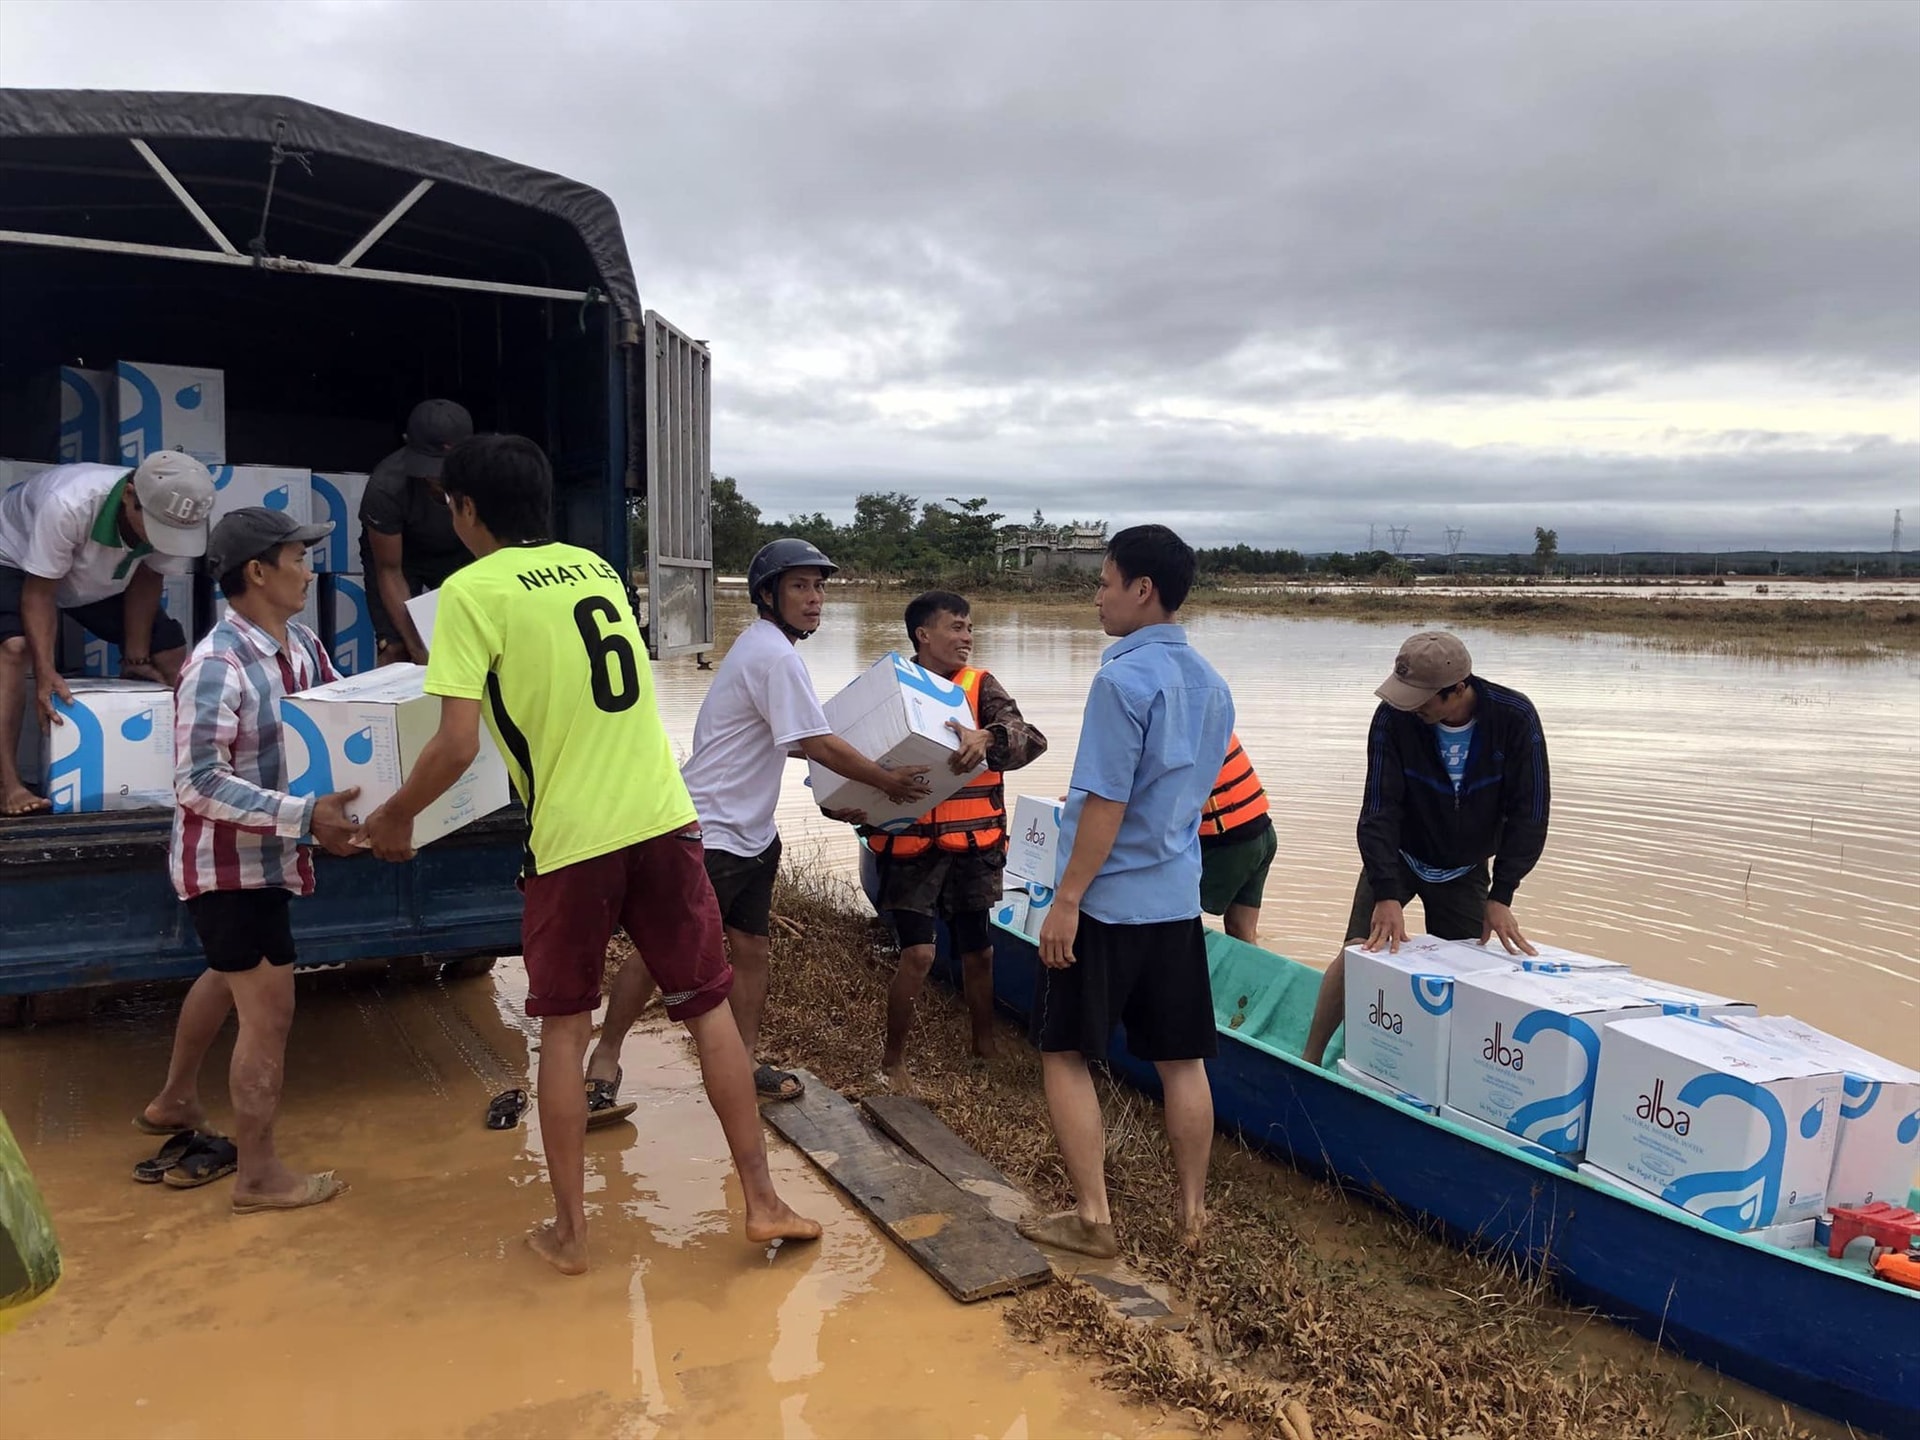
[440,955,499,981]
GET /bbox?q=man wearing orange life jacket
[850,590,1046,1093]
[1198,734,1276,943]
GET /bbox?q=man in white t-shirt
[583,538,930,1108]
[1,454,216,815]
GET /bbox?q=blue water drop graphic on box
[1799,1098,1826,1140]
[266,486,290,510]
[1899,1109,1920,1146]
[345,727,376,765]
[120,709,155,742]
[176,384,202,411]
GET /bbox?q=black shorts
[0,565,187,653]
[1344,861,1489,943]
[704,836,782,938]
[1030,913,1217,1063]
[892,908,992,954]
[186,889,298,974]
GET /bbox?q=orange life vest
[867,666,1006,857]
[1200,733,1269,838]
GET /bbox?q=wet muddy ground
[1,963,1194,1440]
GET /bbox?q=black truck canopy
[0,87,641,321]
[0,88,714,649]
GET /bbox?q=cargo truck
[0,89,715,1020]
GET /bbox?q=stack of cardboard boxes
[6,363,503,837]
[1336,935,1916,1243]
[993,795,1063,941]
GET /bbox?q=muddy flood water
[2,963,1192,1440]
[4,594,1916,1439]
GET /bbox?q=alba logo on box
[1482,1022,1525,1071]
[1367,988,1403,1034]
[1636,1078,1692,1135]
[1023,816,1051,847]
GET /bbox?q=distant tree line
[630,484,1906,584]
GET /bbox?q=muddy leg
[1302,947,1352,1067]
[225,961,311,1202]
[142,968,232,1131]
[1041,1050,1110,1225]
[882,942,935,1090]
[588,950,657,1086]
[1,637,49,816]
[1156,1058,1213,1246]
[530,1010,591,1275]
[959,946,998,1059]
[725,927,773,1057]
[682,1003,820,1245]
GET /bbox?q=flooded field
[661,594,1920,1064]
[0,965,1192,1440]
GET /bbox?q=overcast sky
[4,0,1916,552]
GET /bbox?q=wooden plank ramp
[861,1093,1173,1323]
[762,1070,1051,1302]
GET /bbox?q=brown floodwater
[0,964,1194,1440]
[660,594,1920,1065]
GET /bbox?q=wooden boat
[940,924,1919,1438]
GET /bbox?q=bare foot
[881,1061,915,1096]
[1018,1210,1119,1259]
[527,1220,588,1276]
[139,1100,210,1133]
[3,785,50,817]
[745,1200,824,1246]
[1178,1208,1209,1253]
[970,1037,999,1064]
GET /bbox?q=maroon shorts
[520,825,735,1020]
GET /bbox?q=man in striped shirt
[139,509,361,1214]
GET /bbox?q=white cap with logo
[131,451,216,558]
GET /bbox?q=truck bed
[0,808,528,995]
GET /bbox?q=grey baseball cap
[403,398,474,478]
[130,451,216,558]
[205,507,333,574]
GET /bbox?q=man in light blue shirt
[1019,525,1233,1260]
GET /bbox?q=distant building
[998,522,1108,575]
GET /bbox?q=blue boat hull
[957,929,1919,1438]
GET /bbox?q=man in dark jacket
[1303,631,1550,1065]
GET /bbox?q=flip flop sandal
[232,1170,349,1216]
[586,1068,637,1129]
[753,1064,805,1102]
[162,1134,239,1190]
[133,1129,200,1184]
[485,1088,529,1131]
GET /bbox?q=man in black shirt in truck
[359,398,473,665]
[1303,630,1551,1065]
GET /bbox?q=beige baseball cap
[131,451,216,557]
[1375,630,1472,711]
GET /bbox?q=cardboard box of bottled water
[808,652,984,829]
[1714,1015,1920,1209]
[1440,1103,1576,1168]
[1336,1058,1440,1115]
[1586,1015,1842,1232]
[990,886,1030,936]
[208,465,311,528]
[308,472,369,574]
[1611,975,1755,1019]
[1341,938,1518,1107]
[42,679,175,813]
[279,664,510,845]
[989,877,1055,942]
[65,574,197,677]
[321,573,378,676]
[57,368,113,463]
[116,361,226,465]
[1447,969,1681,1158]
[1514,941,1630,976]
[1006,794,1064,886]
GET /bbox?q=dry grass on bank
[903,578,1920,659]
[610,870,1840,1440]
